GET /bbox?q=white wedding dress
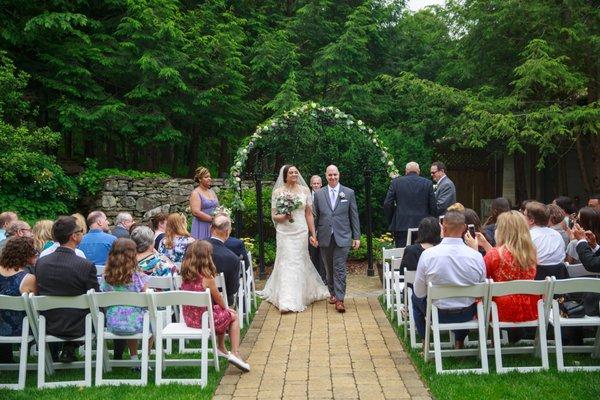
[258,186,329,312]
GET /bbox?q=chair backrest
[383,247,404,262]
[96,265,105,276]
[566,263,600,278]
[0,293,29,312]
[391,258,402,271]
[406,228,419,246]
[427,281,488,301]
[488,278,550,297]
[147,275,174,291]
[551,277,600,296]
[29,293,90,312]
[150,290,212,309]
[404,270,416,285]
[172,273,182,289]
[215,273,229,308]
[91,290,150,308]
[247,250,254,270]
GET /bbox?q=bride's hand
[310,236,318,247]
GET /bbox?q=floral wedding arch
[227,102,400,210]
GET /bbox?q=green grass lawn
[0,299,261,400]
[379,296,600,400]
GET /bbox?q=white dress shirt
[530,226,566,265]
[39,242,87,259]
[328,184,340,209]
[413,237,486,309]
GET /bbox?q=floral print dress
[181,276,232,335]
[100,272,149,335]
[158,235,194,263]
[0,271,27,336]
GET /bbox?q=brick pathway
[214,278,431,400]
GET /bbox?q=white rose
[372,139,377,144]
[387,161,393,166]
[235,177,241,182]
[235,161,242,168]
[368,128,373,134]
[263,126,269,132]
[241,149,247,155]
[357,120,363,125]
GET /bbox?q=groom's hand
[352,239,360,250]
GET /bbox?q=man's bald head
[405,162,420,175]
[211,213,232,241]
[325,165,340,188]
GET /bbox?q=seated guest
[524,201,565,266]
[553,196,575,218]
[464,208,490,255]
[32,220,54,252]
[520,200,533,213]
[39,215,87,259]
[468,211,539,324]
[482,197,511,247]
[0,237,37,362]
[150,212,168,250]
[158,213,195,263]
[588,194,600,212]
[209,214,240,306]
[0,211,18,241]
[399,216,441,284]
[131,226,176,276]
[112,212,134,239]
[566,207,600,264]
[72,213,88,235]
[446,202,465,213]
[100,238,149,362]
[0,221,33,257]
[78,211,116,265]
[35,216,98,362]
[547,204,569,246]
[412,211,486,348]
[224,233,250,271]
[573,221,600,273]
[180,240,249,372]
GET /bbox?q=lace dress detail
[258,186,329,312]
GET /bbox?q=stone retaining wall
[91,177,260,221]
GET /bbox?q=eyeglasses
[73,229,84,235]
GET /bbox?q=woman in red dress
[180,240,249,372]
[474,210,539,322]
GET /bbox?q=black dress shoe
[58,347,77,363]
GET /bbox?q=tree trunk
[576,134,592,195]
[187,127,200,177]
[513,151,527,205]
[218,137,229,177]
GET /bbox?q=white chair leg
[537,302,549,370]
[141,314,150,385]
[155,320,163,385]
[476,303,488,373]
[492,303,503,373]
[37,318,46,389]
[200,317,208,388]
[432,307,443,373]
[18,320,29,389]
[95,314,105,385]
[552,305,565,371]
[84,316,92,387]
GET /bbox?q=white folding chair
[404,270,420,347]
[424,281,489,374]
[391,258,406,326]
[174,273,229,354]
[406,228,419,246]
[247,250,257,309]
[0,293,34,389]
[148,290,220,387]
[549,277,600,371]
[566,263,600,278]
[147,274,176,354]
[237,261,245,330]
[382,247,404,310]
[487,278,552,373]
[95,265,105,276]
[27,293,93,388]
[88,290,152,386]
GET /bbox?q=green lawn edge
[378,295,600,400]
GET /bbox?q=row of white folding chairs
[0,289,219,390]
[421,277,600,374]
[382,229,418,310]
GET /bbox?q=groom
[312,165,360,313]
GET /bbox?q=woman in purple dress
[190,167,219,240]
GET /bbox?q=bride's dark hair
[282,164,295,183]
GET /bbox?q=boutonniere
[339,192,346,199]
[433,184,438,192]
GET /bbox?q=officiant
[309,175,326,283]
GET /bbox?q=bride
[257,165,329,312]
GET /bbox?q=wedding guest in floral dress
[190,167,219,240]
[100,238,149,362]
[158,213,195,263]
[180,240,249,372]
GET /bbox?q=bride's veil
[271,165,309,211]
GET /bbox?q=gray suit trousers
[320,234,350,301]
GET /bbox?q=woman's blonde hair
[181,240,217,282]
[32,220,54,251]
[193,167,210,184]
[446,202,465,212]
[164,213,190,249]
[495,210,537,270]
[104,238,138,286]
[71,213,88,234]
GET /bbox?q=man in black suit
[209,214,240,305]
[225,236,250,272]
[35,216,99,362]
[384,161,436,248]
[309,175,326,283]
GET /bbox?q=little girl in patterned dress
[181,240,249,372]
[101,238,149,363]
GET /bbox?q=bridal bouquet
[275,192,303,223]
[211,206,232,217]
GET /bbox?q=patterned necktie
[330,188,336,209]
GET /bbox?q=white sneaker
[217,349,230,358]
[227,353,250,372]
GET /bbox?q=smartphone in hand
[468,224,476,238]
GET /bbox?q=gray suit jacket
[435,175,456,215]
[313,185,360,248]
